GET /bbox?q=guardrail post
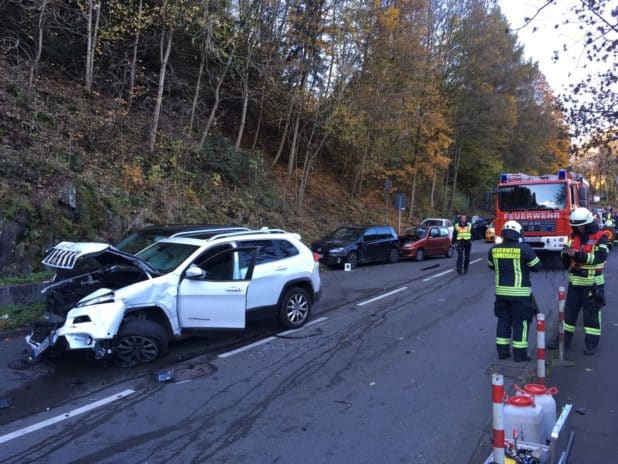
[492,373,505,464]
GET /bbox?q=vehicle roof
[132,224,248,235]
[154,229,302,247]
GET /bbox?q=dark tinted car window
[326,227,362,241]
[363,228,379,241]
[439,227,449,237]
[429,228,439,237]
[377,227,394,240]
[115,232,169,255]
[278,239,299,257]
[242,240,281,264]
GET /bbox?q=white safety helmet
[569,207,593,227]
[502,220,522,235]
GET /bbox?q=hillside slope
[0,60,386,276]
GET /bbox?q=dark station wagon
[310,225,400,269]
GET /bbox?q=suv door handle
[226,286,242,292]
[275,266,287,271]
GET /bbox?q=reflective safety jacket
[454,223,472,241]
[561,229,608,287]
[487,241,541,298]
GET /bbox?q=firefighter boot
[563,331,573,349]
[513,348,531,362]
[497,347,511,360]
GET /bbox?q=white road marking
[0,389,135,444]
[218,317,328,358]
[423,269,453,281]
[357,287,408,306]
[423,258,483,281]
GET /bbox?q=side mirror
[185,264,205,280]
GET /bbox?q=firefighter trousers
[564,283,604,350]
[494,298,530,359]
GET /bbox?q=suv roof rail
[208,228,288,241]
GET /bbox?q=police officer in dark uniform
[488,220,542,361]
[561,207,608,355]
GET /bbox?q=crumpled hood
[43,241,159,276]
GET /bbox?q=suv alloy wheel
[114,319,169,365]
[279,287,311,329]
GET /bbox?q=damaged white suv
[26,229,321,365]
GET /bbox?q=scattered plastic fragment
[0,398,10,409]
[585,368,592,372]
[154,369,175,382]
[369,381,375,386]
[0,314,9,319]
[575,408,587,415]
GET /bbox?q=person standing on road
[453,215,472,274]
[488,220,542,362]
[560,207,609,356]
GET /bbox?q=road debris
[154,369,175,382]
[575,408,587,415]
[0,398,11,409]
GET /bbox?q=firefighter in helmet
[488,220,542,361]
[561,207,609,355]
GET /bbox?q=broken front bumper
[25,301,126,358]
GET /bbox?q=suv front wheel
[114,319,168,365]
[279,287,311,329]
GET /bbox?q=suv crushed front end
[26,242,159,360]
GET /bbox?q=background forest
[0,0,588,276]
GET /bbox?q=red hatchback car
[399,226,453,261]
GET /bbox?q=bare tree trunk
[449,139,462,214]
[189,55,205,137]
[287,110,302,175]
[430,169,437,210]
[272,96,294,166]
[251,90,265,150]
[148,28,174,153]
[127,0,142,110]
[408,172,418,222]
[28,0,48,98]
[85,0,101,93]
[199,54,234,150]
[235,74,249,149]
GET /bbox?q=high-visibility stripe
[528,256,540,267]
[495,286,532,296]
[568,275,604,286]
[513,258,521,289]
[585,327,601,336]
[564,322,576,333]
[496,337,511,345]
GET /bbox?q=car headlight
[329,247,344,253]
[76,292,115,307]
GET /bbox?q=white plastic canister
[522,384,558,443]
[503,395,544,444]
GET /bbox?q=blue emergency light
[500,173,508,182]
[558,170,566,179]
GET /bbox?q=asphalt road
[0,242,615,463]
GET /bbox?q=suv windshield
[498,183,567,211]
[115,232,169,254]
[326,227,362,241]
[421,220,442,226]
[135,242,199,274]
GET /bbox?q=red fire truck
[493,170,589,252]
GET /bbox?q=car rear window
[241,240,281,264]
[278,239,299,257]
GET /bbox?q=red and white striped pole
[558,286,566,361]
[492,373,505,464]
[536,313,545,385]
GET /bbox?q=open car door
[177,247,258,329]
